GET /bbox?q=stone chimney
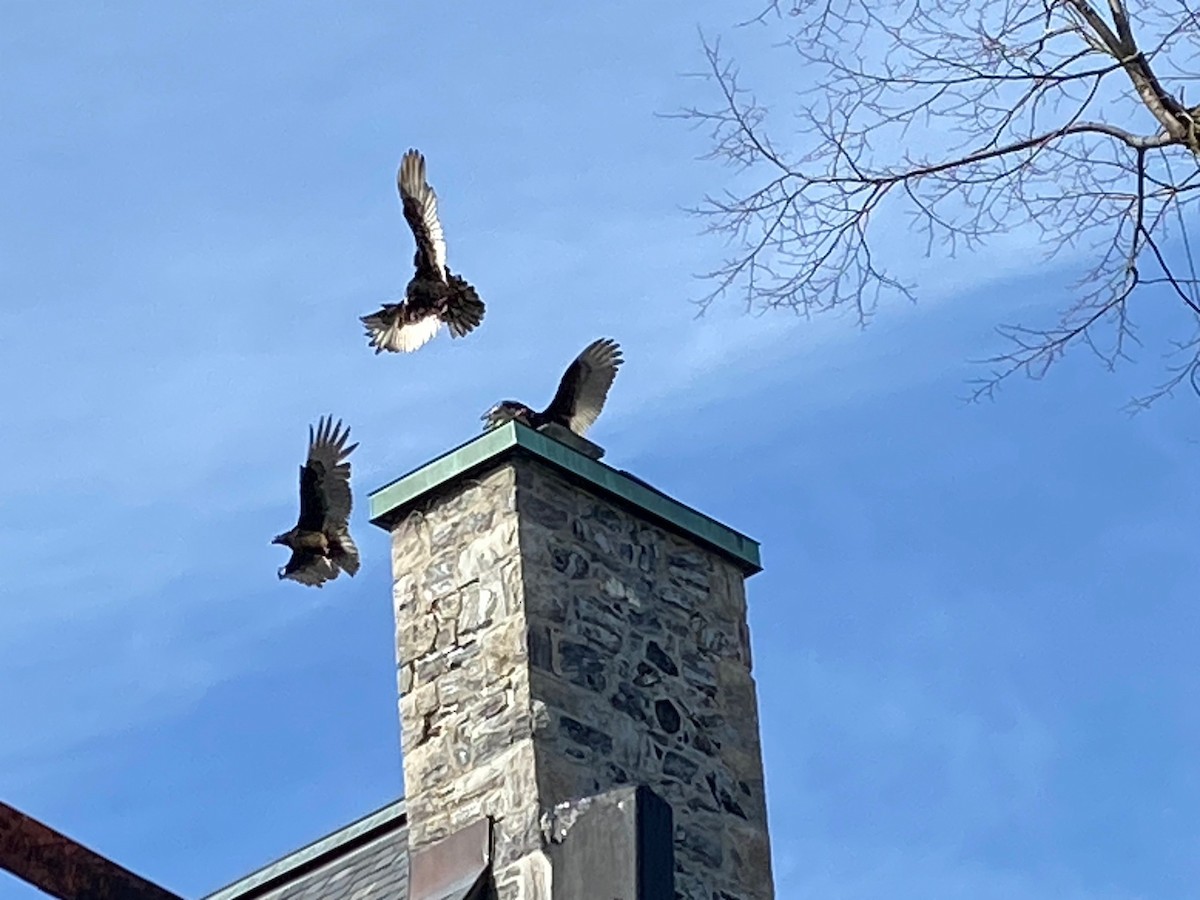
[369,422,773,900]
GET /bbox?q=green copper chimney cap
[369,422,762,575]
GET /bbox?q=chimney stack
[370,422,773,900]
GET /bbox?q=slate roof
[203,799,407,900]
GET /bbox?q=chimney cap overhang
[368,421,762,575]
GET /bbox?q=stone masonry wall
[389,457,774,900]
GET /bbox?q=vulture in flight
[482,338,623,437]
[272,416,361,588]
[360,150,485,353]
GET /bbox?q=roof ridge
[202,797,406,900]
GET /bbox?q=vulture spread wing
[397,150,447,281]
[543,338,624,436]
[298,416,357,532]
[283,553,338,588]
[359,304,443,354]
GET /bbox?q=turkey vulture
[272,416,361,587]
[360,150,485,353]
[482,338,623,436]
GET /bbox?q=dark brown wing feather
[296,416,357,532]
[443,271,486,337]
[282,550,337,587]
[541,338,623,436]
[397,150,446,281]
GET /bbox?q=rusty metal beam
[0,801,181,900]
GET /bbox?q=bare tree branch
[677,0,1200,404]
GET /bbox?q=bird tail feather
[332,529,361,577]
[444,272,485,338]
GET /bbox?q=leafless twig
[676,0,1200,404]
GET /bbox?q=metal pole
[0,801,182,900]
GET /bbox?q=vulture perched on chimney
[360,150,485,353]
[482,338,623,437]
[272,416,361,587]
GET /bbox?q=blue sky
[1,3,1196,898]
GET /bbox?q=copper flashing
[408,818,492,900]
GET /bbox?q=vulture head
[482,400,535,430]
